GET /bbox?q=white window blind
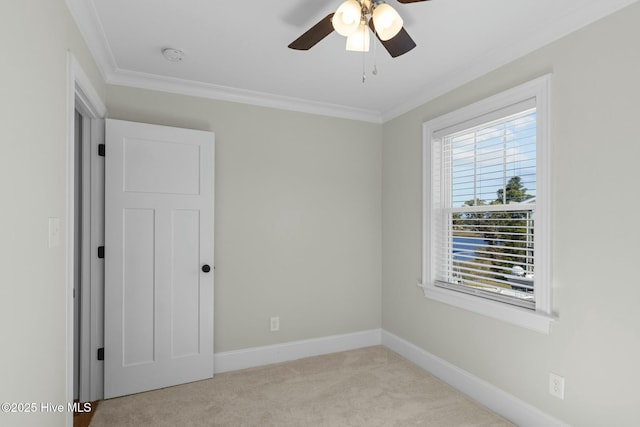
[434,108,537,309]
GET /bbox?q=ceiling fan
[288,0,430,58]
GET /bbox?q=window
[422,76,553,333]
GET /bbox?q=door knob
[202,264,211,273]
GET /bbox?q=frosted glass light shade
[332,0,361,36]
[372,3,403,41]
[346,21,370,52]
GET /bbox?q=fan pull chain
[372,33,378,76]
[362,50,366,83]
[362,30,367,83]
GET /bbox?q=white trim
[66,0,636,123]
[64,0,380,124]
[88,117,105,403]
[77,110,91,403]
[106,69,383,124]
[67,52,106,427]
[72,60,106,118]
[422,285,554,334]
[66,53,75,427]
[74,91,106,404]
[381,330,571,427]
[422,75,553,334]
[423,76,550,137]
[214,329,382,373]
[381,0,639,122]
[65,0,116,83]
[74,113,105,403]
[214,329,570,426]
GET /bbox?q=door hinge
[98,246,105,259]
[98,144,105,157]
[97,348,104,361]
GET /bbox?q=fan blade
[288,13,335,50]
[396,0,431,3]
[369,20,416,58]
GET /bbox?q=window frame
[422,75,554,334]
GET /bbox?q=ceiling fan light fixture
[345,20,370,52]
[372,3,403,41]
[332,0,362,36]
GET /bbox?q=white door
[104,119,214,399]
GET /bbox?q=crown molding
[65,0,118,83]
[381,0,639,122]
[67,0,637,125]
[105,68,383,123]
[65,0,381,123]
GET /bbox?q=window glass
[435,109,537,309]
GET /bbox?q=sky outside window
[448,109,537,207]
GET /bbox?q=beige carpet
[90,346,514,426]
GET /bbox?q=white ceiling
[66,0,636,123]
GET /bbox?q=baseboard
[214,328,568,427]
[214,329,382,373]
[381,330,570,427]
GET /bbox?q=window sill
[422,283,555,334]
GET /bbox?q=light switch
[48,217,60,248]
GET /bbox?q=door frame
[66,53,107,425]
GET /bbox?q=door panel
[104,119,214,399]
[122,208,155,367]
[171,209,201,358]
[123,137,201,195]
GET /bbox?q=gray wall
[106,87,383,352]
[382,3,640,426]
[0,1,105,426]
[3,0,640,426]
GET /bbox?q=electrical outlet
[549,373,565,400]
[270,316,280,332]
